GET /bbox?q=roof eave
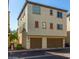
[28,1,68,12]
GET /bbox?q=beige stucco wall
[66,31,70,43]
[42,37,47,48]
[66,16,70,44]
[18,11,26,44]
[25,4,29,32]
[27,4,67,37]
[18,5,28,44]
[67,16,70,31]
[18,33,22,44]
[26,36,30,49]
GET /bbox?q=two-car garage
[29,37,63,49]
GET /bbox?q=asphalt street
[27,55,69,59]
[8,48,70,59]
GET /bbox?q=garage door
[47,38,63,48]
[30,38,42,49]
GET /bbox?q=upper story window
[42,22,46,29]
[50,10,53,15]
[57,24,63,30]
[32,5,41,14]
[57,12,63,18]
[35,21,39,28]
[50,23,53,29]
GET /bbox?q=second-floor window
[57,12,63,18]
[50,10,53,15]
[35,21,39,28]
[57,24,63,30]
[32,5,40,14]
[50,23,53,29]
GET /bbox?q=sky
[9,0,70,31]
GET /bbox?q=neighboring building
[18,1,67,49]
[66,14,70,46]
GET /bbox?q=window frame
[57,12,63,18]
[57,24,63,30]
[35,21,39,28]
[32,5,41,14]
[50,23,53,29]
[50,9,53,15]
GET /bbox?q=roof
[17,1,68,20]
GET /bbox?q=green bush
[15,44,23,50]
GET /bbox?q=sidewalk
[47,52,70,58]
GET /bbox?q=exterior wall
[25,4,29,32]
[18,5,28,44]
[22,29,27,48]
[27,4,67,37]
[26,36,30,49]
[42,37,47,48]
[67,16,70,31]
[18,33,22,44]
[66,16,70,44]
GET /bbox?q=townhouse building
[18,1,67,49]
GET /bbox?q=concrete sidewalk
[47,52,70,58]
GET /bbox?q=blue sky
[9,0,70,31]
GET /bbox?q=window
[50,10,53,15]
[32,5,40,14]
[42,22,46,29]
[57,24,63,30]
[57,12,63,18]
[50,23,53,29]
[35,21,39,28]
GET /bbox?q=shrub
[15,44,23,50]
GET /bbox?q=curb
[8,47,69,53]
